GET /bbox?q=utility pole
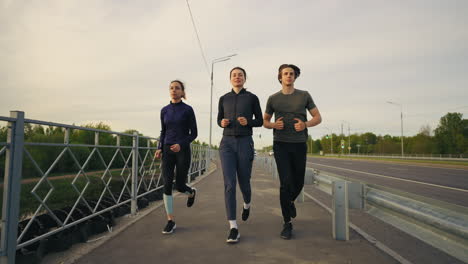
[387,101,404,157]
[341,123,344,155]
[348,123,351,154]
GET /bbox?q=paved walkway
[73,162,397,264]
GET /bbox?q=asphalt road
[307,156,468,207]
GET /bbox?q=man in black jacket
[217,67,263,243]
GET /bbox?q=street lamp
[209,54,237,147]
[324,127,333,154]
[387,101,404,157]
[341,120,351,154]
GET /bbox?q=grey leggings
[219,136,255,220]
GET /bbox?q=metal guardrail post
[0,111,25,264]
[304,168,314,185]
[298,168,316,203]
[332,181,349,241]
[131,132,139,215]
[297,188,305,203]
[347,182,364,210]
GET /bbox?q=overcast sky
[1,0,467,148]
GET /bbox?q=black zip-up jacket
[217,88,263,136]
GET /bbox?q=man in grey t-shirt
[265,89,316,143]
[263,64,322,240]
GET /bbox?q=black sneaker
[226,228,240,243]
[187,188,196,207]
[162,220,176,234]
[290,202,297,218]
[242,206,250,221]
[280,222,293,240]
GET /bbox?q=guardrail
[311,169,468,263]
[0,111,215,264]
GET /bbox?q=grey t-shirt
[265,89,316,143]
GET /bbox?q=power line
[185,0,210,77]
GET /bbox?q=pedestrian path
[73,162,397,264]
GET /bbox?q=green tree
[374,135,400,154]
[307,135,313,153]
[434,113,466,154]
[262,145,273,153]
[320,133,338,154]
[313,139,322,154]
[406,125,436,154]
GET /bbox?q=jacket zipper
[234,93,238,135]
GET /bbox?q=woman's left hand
[237,117,248,126]
[170,144,181,152]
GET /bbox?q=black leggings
[273,141,307,223]
[162,144,192,195]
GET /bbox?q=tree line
[263,112,468,156]
[0,122,157,179]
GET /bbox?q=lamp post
[387,101,404,157]
[341,120,351,154]
[324,127,333,154]
[209,54,237,147]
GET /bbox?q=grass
[308,154,468,167]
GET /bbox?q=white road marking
[308,162,468,193]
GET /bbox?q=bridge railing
[0,111,214,264]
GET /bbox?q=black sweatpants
[273,141,307,223]
[162,144,193,195]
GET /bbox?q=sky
[1,0,468,148]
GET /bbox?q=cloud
[1,1,467,147]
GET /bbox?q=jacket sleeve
[186,107,198,146]
[250,94,263,127]
[217,96,224,128]
[157,109,166,149]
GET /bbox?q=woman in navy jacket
[155,80,198,235]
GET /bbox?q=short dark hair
[278,64,301,83]
[230,67,247,79]
[170,80,186,99]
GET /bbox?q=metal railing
[0,111,214,264]
[311,169,468,263]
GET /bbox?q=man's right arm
[263,113,274,129]
[263,96,275,129]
